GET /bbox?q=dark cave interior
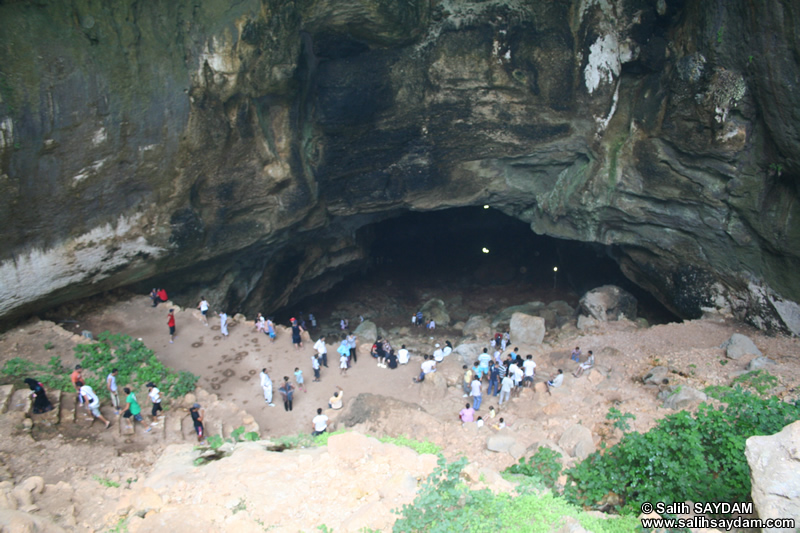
[278,206,679,326]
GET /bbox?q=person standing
[71,365,84,405]
[488,361,500,397]
[106,368,120,415]
[470,376,483,411]
[523,355,537,387]
[346,332,357,364]
[77,381,111,429]
[189,403,205,443]
[146,382,163,423]
[314,335,328,368]
[219,311,229,337]
[260,368,274,406]
[311,353,321,382]
[279,377,294,411]
[498,373,514,406]
[294,367,307,393]
[198,297,210,326]
[167,309,176,343]
[462,365,473,397]
[415,311,423,327]
[266,317,276,342]
[122,387,151,433]
[290,318,304,349]
[311,408,328,436]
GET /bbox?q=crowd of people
[24,295,597,443]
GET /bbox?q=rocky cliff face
[1,0,799,333]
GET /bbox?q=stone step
[59,392,79,425]
[9,389,32,414]
[166,413,186,444]
[0,384,14,414]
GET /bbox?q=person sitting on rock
[546,369,564,395]
[571,346,582,362]
[573,350,595,378]
[157,288,168,303]
[397,344,410,365]
[433,343,444,363]
[442,340,453,357]
[312,407,328,436]
[414,355,436,383]
[328,386,344,410]
[459,403,474,425]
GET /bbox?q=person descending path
[260,368,274,406]
[189,403,205,443]
[198,297,210,326]
[279,377,295,411]
[290,318,304,350]
[167,309,176,343]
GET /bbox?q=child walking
[294,367,307,393]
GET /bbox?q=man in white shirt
[414,355,437,382]
[522,355,537,387]
[397,344,410,365]
[546,369,564,395]
[314,335,329,368]
[512,362,524,392]
[498,375,514,406]
[260,368,274,406]
[78,381,111,429]
[311,408,328,436]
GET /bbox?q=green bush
[1,332,199,401]
[375,434,441,455]
[731,370,778,396]
[563,388,800,514]
[393,456,638,532]
[504,447,562,489]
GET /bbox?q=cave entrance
[280,207,678,330]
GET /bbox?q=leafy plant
[504,447,563,489]
[393,456,638,532]
[563,388,800,514]
[605,407,636,433]
[732,370,778,396]
[43,342,54,350]
[375,434,441,455]
[92,475,120,488]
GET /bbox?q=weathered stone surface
[558,424,595,459]
[662,386,708,410]
[486,431,518,454]
[643,366,670,385]
[745,421,800,531]
[722,333,762,360]
[747,356,776,371]
[420,299,450,327]
[462,315,492,338]
[579,286,638,322]
[0,0,799,337]
[509,313,545,345]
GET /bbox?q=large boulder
[486,431,518,454]
[354,320,378,345]
[661,386,707,410]
[462,315,492,338]
[745,421,800,531]
[579,286,638,322]
[420,299,450,327]
[492,302,546,328]
[643,366,670,385]
[509,313,545,345]
[721,333,762,360]
[558,424,595,460]
[747,356,776,371]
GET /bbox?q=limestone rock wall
[1,0,799,333]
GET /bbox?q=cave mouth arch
[276,206,678,327]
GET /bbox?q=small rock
[662,386,707,410]
[747,356,776,370]
[644,366,670,385]
[486,432,517,453]
[558,424,595,459]
[721,333,762,360]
